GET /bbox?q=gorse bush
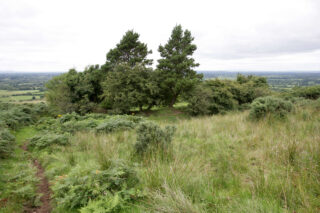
[0,129,15,158]
[53,160,142,210]
[135,122,176,156]
[28,132,70,150]
[249,96,294,120]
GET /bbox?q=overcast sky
[1,0,320,72]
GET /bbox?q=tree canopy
[156,25,202,107]
[45,26,271,115]
[102,30,153,72]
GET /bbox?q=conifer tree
[157,25,202,107]
[102,30,152,71]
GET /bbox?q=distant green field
[0,90,39,96]
[0,90,44,103]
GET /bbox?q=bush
[135,122,176,156]
[0,103,48,130]
[95,116,143,134]
[249,96,294,120]
[291,85,320,100]
[62,119,98,133]
[96,120,135,133]
[186,86,211,116]
[186,76,269,116]
[0,129,16,158]
[28,133,70,150]
[53,160,141,210]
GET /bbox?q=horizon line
[1,70,320,73]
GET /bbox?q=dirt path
[22,144,52,213]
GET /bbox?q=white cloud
[0,0,319,72]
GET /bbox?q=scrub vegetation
[1,25,320,212]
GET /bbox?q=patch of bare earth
[22,143,52,213]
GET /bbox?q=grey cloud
[0,0,320,71]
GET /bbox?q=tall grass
[36,104,320,212]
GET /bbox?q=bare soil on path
[22,144,52,213]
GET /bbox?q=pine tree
[157,25,202,107]
[102,30,152,71]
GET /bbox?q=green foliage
[102,64,158,113]
[235,74,270,104]
[46,31,155,114]
[135,122,176,156]
[0,129,15,159]
[186,86,211,116]
[102,30,152,71]
[157,25,202,107]
[290,85,320,100]
[46,66,104,114]
[4,162,39,203]
[35,113,143,136]
[52,160,141,210]
[96,120,135,133]
[80,194,126,213]
[0,102,48,130]
[186,76,270,115]
[204,79,238,114]
[45,73,75,114]
[249,96,294,120]
[96,116,142,133]
[0,159,39,211]
[28,132,70,150]
[101,31,157,113]
[62,119,98,133]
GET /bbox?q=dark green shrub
[28,133,70,150]
[291,85,320,100]
[53,160,141,210]
[186,86,211,116]
[249,96,293,120]
[135,122,176,156]
[235,74,270,104]
[0,129,15,158]
[186,76,269,116]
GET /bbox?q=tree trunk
[169,95,177,108]
[139,105,143,112]
[147,104,153,110]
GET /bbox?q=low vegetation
[1,24,320,212]
[249,96,294,120]
[1,94,320,212]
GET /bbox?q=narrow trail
[22,143,52,213]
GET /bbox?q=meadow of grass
[23,101,319,212]
[0,90,44,103]
[0,90,39,96]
